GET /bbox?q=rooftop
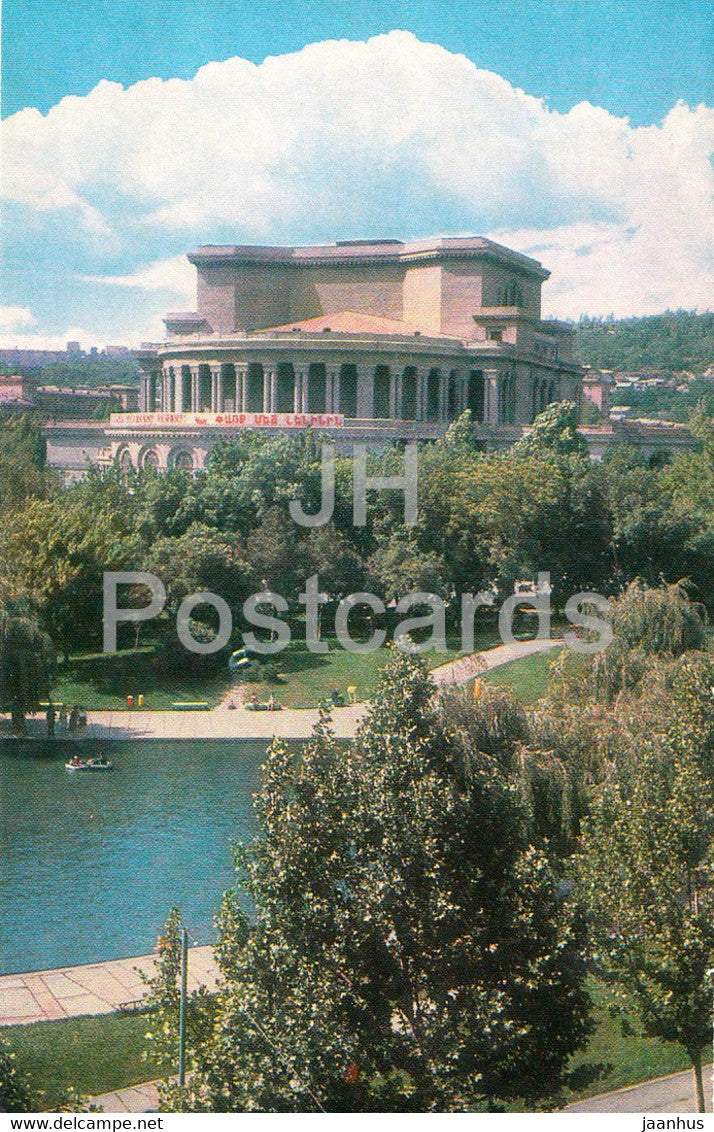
[188,236,550,278]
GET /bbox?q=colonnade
[138,360,538,426]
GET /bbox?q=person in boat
[69,755,84,767]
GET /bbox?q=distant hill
[575,311,714,374]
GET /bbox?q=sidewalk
[90,1065,712,1114]
[0,946,219,1027]
[1,638,560,743]
[565,1067,712,1113]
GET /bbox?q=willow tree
[0,610,55,732]
[158,653,590,1113]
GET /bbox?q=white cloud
[2,30,713,318]
[0,315,103,351]
[0,307,37,333]
[80,255,195,300]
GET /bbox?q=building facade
[108,236,582,471]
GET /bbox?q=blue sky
[4,0,712,124]
[1,1,713,345]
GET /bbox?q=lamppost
[178,925,189,1088]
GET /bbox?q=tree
[164,654,590,1112]
[0,610,55,732]
[578,736,714,1111]
[512,402,588,460]
[0,491,138,658]
[0,412,54,516]
[0,1034,33,1113]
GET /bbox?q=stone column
[175,367,185,414]
[269,369,277,413]
[296,370,307,413]
[189,366,200,412]
[293,370,302,413]
[355,364,373,419]
[325,369,337,413]
[211,366,222,412]
[236,367,246,412]
[416,368,427,421]
[439,371,448,421]
[484,369,500,425]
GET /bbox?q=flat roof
[188,236,549,278]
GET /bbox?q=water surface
[0,739,269,974]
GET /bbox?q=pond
[0,739,270,975]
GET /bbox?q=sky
[1,0,713,348]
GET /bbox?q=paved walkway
[91,1065,713,1114]
[0,638,559,743]
[0,946,219,1028]
[565,1067,712,1113]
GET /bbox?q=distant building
[0,373,35,407]
[0,374,138,420]
[581,370,614,417]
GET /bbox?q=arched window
[466,370,485,422]
[142,449,160,470]
[173,450,193,472]
[246,363,264,412]
[118,449,133,478]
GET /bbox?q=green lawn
[4,1011,154,1110]
[481,648,557,704]
[52,627,503,712]
[4,979,703,1110]
[52,647,231,712]
[562,980,697,1104]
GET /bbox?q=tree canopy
[154,653,590,1113]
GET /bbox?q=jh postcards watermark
[101,441,614,659]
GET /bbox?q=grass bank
[481,648,557,704]
[4,979,704,1110]
[53,628,503,712]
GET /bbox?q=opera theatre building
[47,236,584,476]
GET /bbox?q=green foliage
[577,736,714,1110]
[0,609,55,716]
[512,402,588,460]
[554,582,706,706]
[0,413,54,517]
[575,311,714,374]
[164,654,590,1113]
[0,1033,34,1113]
[140,907,216,1100]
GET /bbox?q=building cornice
[188,237,550,280]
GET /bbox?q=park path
[0,946,219,1028]
[1,637,560,744]
[88,1065,711,1113]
